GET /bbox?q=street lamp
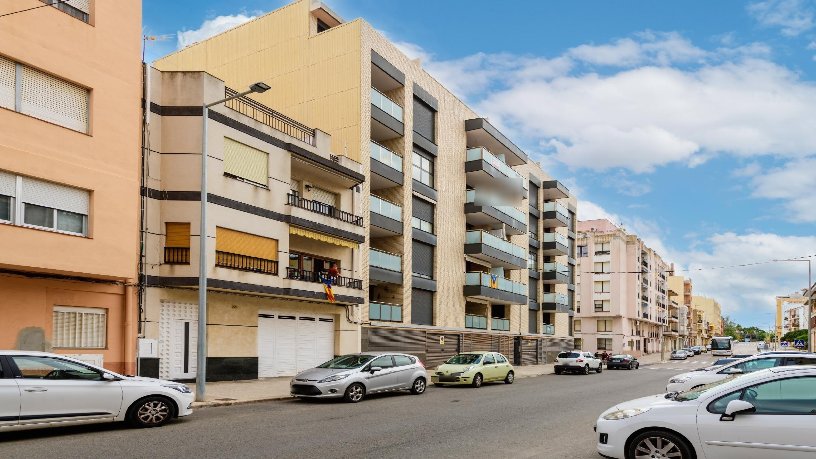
[197,81,270,402]
[774,259,812,353]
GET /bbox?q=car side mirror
[720,400,755,421]
[369,366,383,373]
[102,373,119,381]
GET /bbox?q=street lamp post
[196,82,270,402]
[774,259,812,354]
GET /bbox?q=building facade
[668,275,693,348]
[0,0,142,373]
[691,296,722,339]
[574,219,670,357]
[139,69,365,380]
[153,0,575,370]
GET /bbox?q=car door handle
[24,387,47,393]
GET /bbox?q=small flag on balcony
[320,273,336,303]
[489,273,498,289]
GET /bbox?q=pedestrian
[327,262,340,281]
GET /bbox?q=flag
[489,273,498,289]
[321,273,336,303]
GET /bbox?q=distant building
[692,296,723,339]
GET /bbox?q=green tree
[742,326,767,342]
[781,329,808,343]
[722,316,743,340]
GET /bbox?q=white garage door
[258,313,335,377]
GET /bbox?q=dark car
[606,354,639,370]
[690,346,702,355]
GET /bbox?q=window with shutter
[411,289,434,325]
[412,97,436,142]
[528,309,538,334]
[311,187,337,207]
[223,137,269,186]
[411,241,434,279]
[52,306,106,349]
[0,56,14,110]
[165,223,191,248]
[0,170,15,222]
[411,196,434,234]
[20,66,89,133]
[17,175,88,235]
[215,227,279,274]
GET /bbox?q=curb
[193,395,293,409]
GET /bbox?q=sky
[143,0,816,328]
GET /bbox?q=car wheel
[343,383,366,403]
[472,373,483,388]
[596,364,603,373]
[628,363,634,370]
[554,368,562,375]
[410,377,426,395]
[583,364,590,375]
[636,363,639,369]
[128,396,174,428]
[504,371,514,384]
[626,430,693,459]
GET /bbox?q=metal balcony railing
[287,193,363,226]
[285,267,362,289]
[215,251,278,275]
[164,247,190,265]
[224,87,315,145]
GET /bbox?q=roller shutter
[215,227,278,260]
[0,56,14,110]
[411,241,434,278]
[165,222,190,248]
[411,196,434,223]
[411,288,434,325]
[20,66,88,133]
[258,314,334,377]
[223,137,268,185]
[311,186,337,207]
[0,170,16,197]
[412,97,435,142]
[21,176,88,214]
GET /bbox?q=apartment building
[0,1,142,373]
[692,296,723,338]
[668,275,693,348]
[154,0,576,369]
[574,219,670,356]
[139,69,365,380]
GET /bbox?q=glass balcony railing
[465,190,525,222]
[370,141,403,172]
[466,148,523,182]
[370,249,402,272]
[465,314,487,330]
[465,272,526,296]
[371,88,403,122]
[370,195,402,221]
[541,292,568,305]
[369,302,402,322]
[540,232,568,246]
[491,318,510,331]
[542,262,569,276]
[465,230,526,259]
[542,324,555,335]
[541,202,569,218]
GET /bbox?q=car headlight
[318,374,350,383]
[162,384,192,394]
[669,377,690,384]
[603,408,651,420]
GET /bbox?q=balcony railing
[370,195,402,221]
[370,87,404,121]
[465,190,525,222]
[466,230,526,259]
[369,302,403,322]
[215,251,278,275]
[370,141,403,172]
[541,232,568,246]
[542,324,555,335]
[528,257,538,271]
[287,193,363,226]
[465,272,526,295]
[164,247,190,265]
[285,267,362,289]
[370,249,402,272]
[224,88,315,145]
[542,292,568,305]
[491,318,510,331]
[466,148,523,182]
[465,314,487,330]
[541,202,569,218]
[542,262,569,276]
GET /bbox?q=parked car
[607,354,639,370]
[290,353,427,403]
[680,348,695,357]
[0,351,193,431]
[554,351,603,375]
[431,351,514,388]
[732,354,752,359]
[595,365,816,459]
[690,346,702,355]
[705,344,712,351]
[665,352,816,393]
[711,358,738,366]
[670,350,689,360]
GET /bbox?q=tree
[742,326,767,342]
[781,329,808,343]
[722,316,743,340]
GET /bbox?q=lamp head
[249,82,271,93]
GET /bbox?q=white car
[595,365,816,459]
[554,351,603,375]
[665,352,816,393]
[0,351,194,431]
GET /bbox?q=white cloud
[177,14,256,49]
[568,32,707,67]
[748,0,815,36]
[748,157,816,221]
[578,200,621,224]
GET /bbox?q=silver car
[290,353,428,403]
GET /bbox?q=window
[370,355,395,369]
[597,319,613,332]
[223,138,269,186]
[744,377,816,414]
[164,222,191,264]
[0,195,10,222]
[0,174,90,236]
[573,338,582,349]
[594,300,610,312]
[595,242,610,255]
[496,354,507,363]
[594,281,610,293]
[529,215,539,239]
[783,356,816,366]
[721,358,780,374]
[11,355,103,380]
[412,150,434,187]
[41,0,91,23]
[594,262,610,273]
[708,391,743,414]
[411,289,434,325]
[577,245,588,257]
[412,97,436,142]
[215,227,279,274]
[412,241,434,279]
[316,18,330,33]
[574,319,581,332]
[597,338,612,350]
[483,354,495,365]
[528,252,537,271]
[411,197,434,234]
[52,306,106,349]
[393,355,414,367]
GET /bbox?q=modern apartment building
[153,0,576,369]
[139,69,365,380]
[574,219,670,356]
[0,1,142,373]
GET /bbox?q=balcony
[491,318,510,332]
[463,272,527,305]
[369,249,402,285]
[464,190,527,235]
[370,195,403,237]
[541,292,570,313]
[225,88,315,146]
[540,180,569,200]
[465,118,527,166]
[370,88,404,141]
[542,324,555,335]
[465,314,488,330]
[465,148,525,198]
[215,251,278,275]
[164,247,190,265]
[541,202,570,228]
[284,267,362,290]
[287,194,363,226]
[369,302,403,323]
[370,141,404,190]
[464,230,526,270]
[540,232,569,256]
[541,262,569,284]
[669,315,679,322]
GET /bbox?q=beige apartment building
[0,1,142,373]
[154,0,576,369]
[668,275,693,348]
[692,296,723,338]
[574,219,670,357]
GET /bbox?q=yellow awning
[290,226,358,249]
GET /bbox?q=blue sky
[143,1,816,328]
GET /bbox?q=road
[0,351,745,459]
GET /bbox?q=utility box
[138,338,158,358]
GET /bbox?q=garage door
[258,313,335,377]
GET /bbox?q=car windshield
[445,354,483,365]
[558,352,581,359]
[317,354,375,369]
[675,375,738,401]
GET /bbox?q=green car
[431,351,514,388]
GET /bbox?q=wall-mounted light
[305,184,313,192]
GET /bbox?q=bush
[781,329,808,343]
